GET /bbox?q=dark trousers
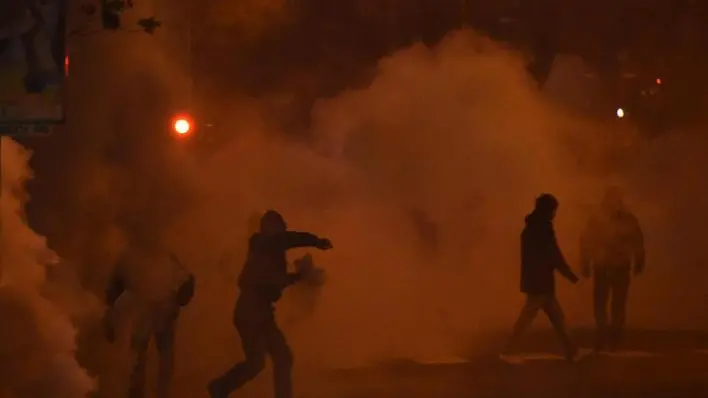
[593,267,630,349]
[210,299,293,398]
[506,293,575,355]
[129,306,179,398]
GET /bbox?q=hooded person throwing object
[208,210,333,398]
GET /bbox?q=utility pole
[182,0,193,110]
[0,136,4,284]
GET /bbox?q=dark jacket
[579,208,645,275]
[520,211,577,294]
[237,231,321,304]
[105,248,192,307]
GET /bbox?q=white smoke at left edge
[0,137,95,398]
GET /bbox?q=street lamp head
[173,118,190,135]
[171,114,194,137]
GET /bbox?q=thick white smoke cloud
[165,32,708,392]
[165,31,603,384]
[50,17,708,397]
[0,138,95,398]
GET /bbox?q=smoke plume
[165,32,708,390]
[0,137,95,398]
[29,11,708,396]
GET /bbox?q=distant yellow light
[656,78,662,85]
[616,108,625,118]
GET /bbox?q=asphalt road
[309,328,708,398]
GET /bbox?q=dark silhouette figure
[503,193,579,361]
[208,210,333,398]
[103,238,195,398]
[580,186,645,352]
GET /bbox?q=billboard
[0,0,66,135]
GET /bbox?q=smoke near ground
[168,31,592,378]
[166,31,708,390]
[0,138,95,398]
[23,11,708,398]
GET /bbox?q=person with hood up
[208,210,333,398]
[580,186,645,352]
[502,193,579,361]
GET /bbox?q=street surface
[307,328,708,398]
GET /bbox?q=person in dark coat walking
[580,186,645,351]
[503,193,579,361]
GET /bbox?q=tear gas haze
[19,9,708,398]
[168,30,708,377]
[0,138,95,398]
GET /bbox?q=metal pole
[0,137,4,284]
[184,1,193,110]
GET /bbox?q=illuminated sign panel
[0,0,66,135]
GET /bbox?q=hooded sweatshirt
[520,210,577,294]
[237,231,322,306]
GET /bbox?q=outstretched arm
[280,231,331,251]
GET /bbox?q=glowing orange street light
[171,115,193,136]
[174,119,190,134]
